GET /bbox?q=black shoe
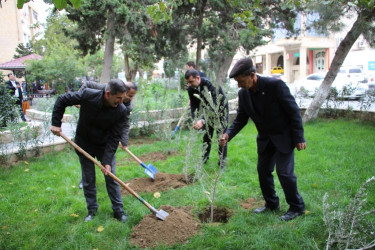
[280,210,305,221]
[253,205,280,214]
[114,212,128,222]
[85,211,96,222]
[79,180,83,189]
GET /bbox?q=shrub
[0,84,19,128]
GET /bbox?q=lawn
[1,118,374,249]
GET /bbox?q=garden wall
[2,98,375,166]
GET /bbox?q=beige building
[0,0,44,73]
[233,12,372,83]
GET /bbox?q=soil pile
[121,173,189,194]
[130,205,201,248]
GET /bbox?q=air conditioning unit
[358,40,365,48]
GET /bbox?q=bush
[0,84,18,128]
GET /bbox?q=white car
[294,72,368,100]
[338,66,365,83]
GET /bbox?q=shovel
[122,146,158,180]
[171,101,190,137]
[60,133,169,221]
[171,111,185,137]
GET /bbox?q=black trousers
[203,124,228,163]
[77,146,124,214]
[16,100,26,121]
[257,141,305,212]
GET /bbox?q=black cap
[229,58,255,78]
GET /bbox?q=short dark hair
[125,81,138,92]
[185,69,199,79]
[7,73,13,77]
[186,61,196,68]
[105,79,126,95]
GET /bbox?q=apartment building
[0,0,46,72]
[233,12,372,83]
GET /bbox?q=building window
[314,51,325,71]
[32,10,38,21]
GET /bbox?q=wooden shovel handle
[60,133,153,211]
[123,147,142,165]
[176,100,190,127]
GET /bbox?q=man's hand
[119,142,127,151]
[101,164,111,175]
[296,142,306,151]
[193,119,204,130]
[219,133,229,147]
[50,126,62,136]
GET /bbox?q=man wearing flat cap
[220,57,306,221]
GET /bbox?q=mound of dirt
[121,173,189,195]
[130,205,201,248]
[240,197,263,210]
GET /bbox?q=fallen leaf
[2,226,7,230]
[305,210,310,215]
[204,191,210,195]
[153,192,161,198]
[24,161,29,165]
[34,209,38,212]
[6,232,10,235]
[24,169,29,172]
[97,226,104,233]
[71,213,79,218]
[72,185,76,189]
[311,184,318,188]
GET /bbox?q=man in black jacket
[220,58,306,221]
[5,72,27,122]
[77,81,137,189]
[186,69,228,167]
[51,79,128,222]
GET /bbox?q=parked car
[367,73,375,90]
[338,66,365,83]
[294,72,368,100]
[271,66,284,74]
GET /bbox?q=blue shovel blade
[140,162,158,179]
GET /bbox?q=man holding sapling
[219,58,306,221]
[185,69,228,167]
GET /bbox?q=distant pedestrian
[5,72,27,122]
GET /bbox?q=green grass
[1,119,375,249]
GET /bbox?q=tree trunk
[302,16,368,122]
[100,9,116,84]
[195,0,206,70]
[215,54,235,86]
[124,53,138,82]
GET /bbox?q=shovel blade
[144,168,155,180]
[147,163,158,174]
[156,209,169,221]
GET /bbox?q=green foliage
[25,44,85,94]
[13,43,33,59]
[0,84,18,128]
[15,0,81,10]
[323,177,375,249]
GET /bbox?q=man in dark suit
[186,69,228,167]
[219,58,306,221]
[51,79,129,223]
[76,81,137,189]
[5,72,27,122]
[186,61,207,78]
